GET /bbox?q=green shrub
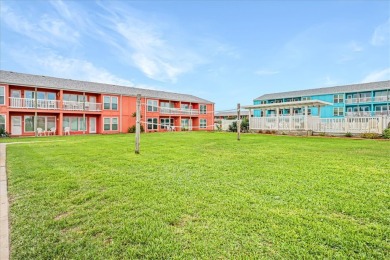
[360,133,380,139]
[0,127,10,138]
[383,128,390,139]
[228,121,237,132]
[319,132,326,136]
[241,118,249,132]
[228,120,249,132]
[128,125,144,133]
[345,132,353,137]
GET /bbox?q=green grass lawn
[4,132,390,259]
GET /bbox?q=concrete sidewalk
[0,143,9,260]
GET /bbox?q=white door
[89,117,96,133]
[11,116,22,135]
[189,119,193,131]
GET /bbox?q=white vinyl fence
[249,116,389,134]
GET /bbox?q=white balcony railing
[374,111,389,116]
[346,112,372,117]
[373,96,388,102]
[159,107,199,115]
[9,97,102,111]
[9,98,60,109]
[345,98,358,104]
[61,101,102,111]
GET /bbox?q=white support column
[248,109,252,130]
[289,107,293,130]
[304,105,308,130]
[276,107,280,130]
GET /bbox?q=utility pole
[135,94,141,154]
[237,103,240,141]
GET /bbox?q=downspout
[120,94,123,133]
[83,92,86,134]
[144,97,147,132]
[34,87,38,137]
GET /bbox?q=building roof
[214,110,249,117]
[243,100,332,110]
[254,80,390,101]
[0,70,213,104]
[215,111,249,117]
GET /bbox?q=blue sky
[1,0,389,111]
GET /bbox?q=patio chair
[48,127,56,135]
[37,128,44,136]
[64,127,70,135]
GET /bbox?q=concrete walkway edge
[0,143,9,260]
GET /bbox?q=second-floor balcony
[345,96,389,104]
[159,107,199,115]
[346,111,389,117]
[9,97,102,111]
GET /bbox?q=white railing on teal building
[249,115,389,134]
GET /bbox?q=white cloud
[0,3,79,46]
[255,69,279,76]
[349,41,363,52]
[37,54,135,86]
[371,19,390,46]
[95,4,206,83]
[362,68,390,83]
[9,48,135,86]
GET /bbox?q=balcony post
[34,87,38,137]
[59,113,63,136]
[304,105,308,130]
[59,90,63,110]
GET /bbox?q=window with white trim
[333,107,344,116]
[200,105,207,114]
[24,116,34,132]
[147,100,158,112]
[200,119,207,129]
[103,96,118,110]
[334,94,344,103]
[147,118,158,130]
[160,118,173,129]
[25,116,56,132]
[63,117,86,131]
[0,86,4,105]
[0,115,5,132]
[103,117,118,131]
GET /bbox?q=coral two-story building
[0,70,214,136]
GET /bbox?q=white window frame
[200,104,207,114]
[147,100,158,112]
[24,116,34,132]
[333,107,344,117]
[24,116,56,132]
[63,117,85,131]
[160,118,173,129]
[0,114,6,131]
[200,119,207,129]
[0,86,5,105]
[103,96,118,110]
[334,94,344,103]
[103,117,118,131]
[112,118,118,130]
[147,118,158,130]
